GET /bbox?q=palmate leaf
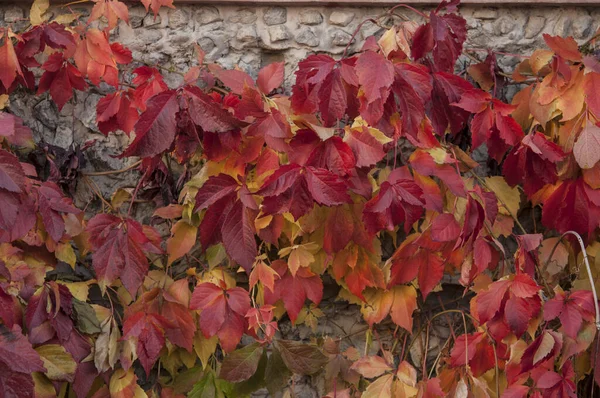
[86,214,162,295]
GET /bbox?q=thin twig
[82,160,142,176]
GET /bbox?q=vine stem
[341,18,380,59]
[546,231,600,330]
[82,160,142,176]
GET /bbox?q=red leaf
[121,90,179,158]
[257,62,284,94]
[417,250,444,299]
[449,332,495,377]
[431,213,460,242]
[409,150,465,197]
[190,283,250,353]
[0,112,33,146]
[543,34,582,62]
[87,214,162,295]
[184,85,247,133]
[162,301,196,352]
[356,51,394,104]
[194,174,239,211]
[429,72,473,135]
[363,173,424,234]
[344,126,386,167]
[37,182,79,242]
[503,132,565,197]
[122,311,169,376]
[318,68,347,127]
[264,260,323,323]
[221,200,257,273]
[306,136,356,176]
[0,149,25,193]
[541,179,600,239]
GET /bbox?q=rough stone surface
[298,9,323,26]
[0,2,598,194]
[264,7,287,26]
[269,25,290,42]
[296,27,320,47]
[329,10,354,26]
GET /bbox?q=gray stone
[143,13,161,28]
[228,9,257,24]
[525,16,546,39]
[168,8,189,29]
[296,27,320,47]
[299,10,323,26]
[329,11,354,27]
[296,26,320,47]
[494,16,515,35]
[139,29,162,45]
[4,6,23,22]
[196,6,221,25]
[268,25,290,42]
[264,7,286,26]
[572,15,592,39]
[553,15,572,37]
[128,6,146,28]
[472,8,498,20]
[330,29,353,46]
[34,100,59,130]
[197,37,216,53]
[236,25,258,43]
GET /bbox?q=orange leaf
[166,220,197,265]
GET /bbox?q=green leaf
[234,350,268,395]
[265,347,292,396]
[219,343,264,383]
[275,339,328,375]
[188,372,217,398]
[72,298,101,334]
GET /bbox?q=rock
[572,15,592,39]
[143,13,161,28]
[296,27,320,47]
[330,29,353,46]
[127,6,146,28]
[298,10,323,25]
[139,29,163,45]
[525,16,546,39]
[472,8,498,20]
[494,16,515,35]
[197,37,216,53]
[553,15,572,37]
[264,7,286,26]
[34,100,59,130]
[236,25,258,43]
[268,25,290,42]
[4,6,23,23]
[228,8,257,24]
[168,8,189,29]
[329,11,354,27]
[196,6,221,25]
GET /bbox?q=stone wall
[2,2,599,197]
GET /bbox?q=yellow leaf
[0,94,8,110]
[109,368,147,398]
[55,242,77,267]
[279,243,318,276]
[485,176,521,217]
[52,12,80,25]
[378,27,398,57]
[30,0,49,26]
[95,317,120,372]
[167,220,197,265]
[193,333,218,370]
[110,188,132,210]
[36,344,77,382]
[363,374,394,398]
[428,147,450,164]
[33,372,56,398]
[61,281,90,301]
